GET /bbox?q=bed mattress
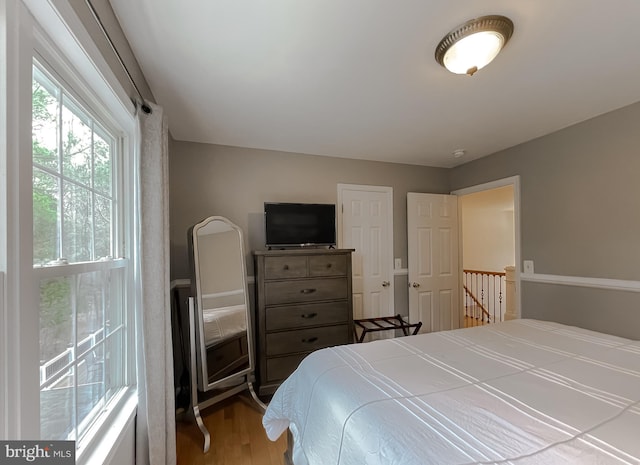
[263,319,640,465]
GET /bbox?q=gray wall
[70,0,640,339]
[451,101,640,338]
[521,282,640,340]
[169,140,449,281]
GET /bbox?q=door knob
[412,282,420,288]
[382,281,390,287]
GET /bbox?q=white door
[407,193,459,333]
[338,185,394,323]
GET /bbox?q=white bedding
[202,304,247,346]
[263,319,640,465]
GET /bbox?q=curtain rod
[85,0,152,114]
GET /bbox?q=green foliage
[39,277,72,361]
[40,278,71,324]
[33,182,58,264]
[33,70,114,361]
[32,85,53,123]
[32,73,113,265]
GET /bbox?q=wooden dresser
[254,248,354,396]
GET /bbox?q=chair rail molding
[521,272,640,292]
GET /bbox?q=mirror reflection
[190,216,252,391]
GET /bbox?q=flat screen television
[264,202,336,247]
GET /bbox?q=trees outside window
[33,61,130,443]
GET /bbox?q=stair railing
[463,269,506,325]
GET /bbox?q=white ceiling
[109,0,640,168]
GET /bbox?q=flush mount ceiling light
[435,15,514,76]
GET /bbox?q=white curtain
[135,102,176,465]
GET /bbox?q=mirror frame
[190,215,254,392]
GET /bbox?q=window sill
[77,390,137,465]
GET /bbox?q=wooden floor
[176,395,287,465]
[463,315,488,328]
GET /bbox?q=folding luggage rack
[353,314,422,343]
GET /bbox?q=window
[32,60,133,444]
[2,2,138,460]
[32,64,116,266]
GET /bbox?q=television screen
[265,203,336,247]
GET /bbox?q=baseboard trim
[521,272,640,293]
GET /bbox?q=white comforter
[202,304,247,346]
[263,319,640,465]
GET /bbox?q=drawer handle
[326,263,332,268]
[283,264,289,270]
[300,312,318,319]
[300,288,316,294]
[301,337,318,344]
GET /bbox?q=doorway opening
[453,176,521,325]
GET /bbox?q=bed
[202,304,247,346]
[263,319,640,464]
[199,303,249,383]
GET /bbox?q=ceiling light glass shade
[435,15,514,76]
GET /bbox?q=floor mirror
[187,216,265,452]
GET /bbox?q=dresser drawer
[308,254,348,277]
[266,301,350,331]
[265,278,348,305]
[254,249,353,396]
[265,353,308,383]
[264,256,308,279]
[266,324,350,356]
